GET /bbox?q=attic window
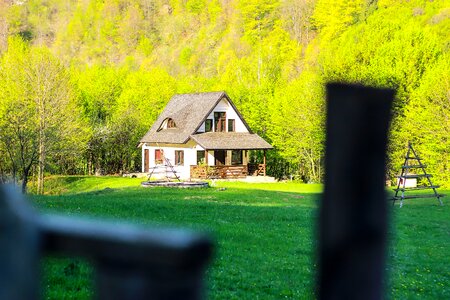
[205,119,213,132]
[167,118,176,128]
[228,119,235,132]
[158,118,176,131]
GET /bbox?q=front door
[214,150,226,165]
[144,149,149,172]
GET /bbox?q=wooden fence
[190,165,248,179]
[248,164,266,176]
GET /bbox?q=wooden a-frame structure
[146,144,181,182]
[392,143,444,207]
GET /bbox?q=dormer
[158,118,177,131]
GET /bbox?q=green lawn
[30,176,449,299]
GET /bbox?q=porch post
[263,150,266,176]
[205,149,208,165]
[226,150,232,165]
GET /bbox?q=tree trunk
[12,168,16,185]
[88,152,93,175]
[22,165,32,194]
[22,175,28,194]
[37,156,45,194]
[37,129,45,194]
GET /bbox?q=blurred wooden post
[318,83,394,300]
[0,187,40,300]
[0,185,213,300]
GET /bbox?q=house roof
[140,92,272,150]
[140,91,253,144]
[190,132,273,150]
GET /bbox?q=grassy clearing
[386,197,449,299]
[30,176,449,299]
[29,175,144,195]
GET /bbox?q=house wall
[142,141,196,179]
[141,141,215,179]
[196,98,248,133]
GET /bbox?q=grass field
[30,176,449,299]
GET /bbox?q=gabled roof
[140,91,252,144]
[190,132,273,150]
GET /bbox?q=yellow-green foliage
[0,0,449,186]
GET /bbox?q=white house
[138,92,273,180]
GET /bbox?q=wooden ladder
[163,156,181,182]
[147,145,181,182]
[392,143,444,207]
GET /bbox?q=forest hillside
[0,0,449,192]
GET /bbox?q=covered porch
[190,162,267,179]
[189,132,272,179]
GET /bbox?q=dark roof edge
[189,91,225,137]
[189,135,204,148]
[142,141,188,146]
[222,93,253,133]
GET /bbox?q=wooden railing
[190,165,248,179]
[248,164,266,176]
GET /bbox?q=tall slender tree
[0,37,85,193]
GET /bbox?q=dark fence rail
[0,185,213,300]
